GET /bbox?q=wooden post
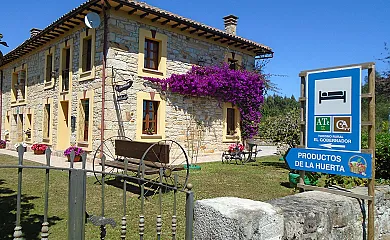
[299,75,306,189]
[367,65,376,240]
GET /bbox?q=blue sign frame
[306,67,361,152]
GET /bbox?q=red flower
[31,144,48,151]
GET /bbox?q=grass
[0,153,293,239]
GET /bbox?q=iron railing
[1,145,194,239]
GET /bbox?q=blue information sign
[306,67,361,152]
[285,148,372,178]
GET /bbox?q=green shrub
[259,108,300,148]
[323,175,367,189]
[361,132,390,180]
[373,133,390,179]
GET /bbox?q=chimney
[30,28,42,38]
[223,15,238,35]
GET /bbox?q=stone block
[194,197,283,240]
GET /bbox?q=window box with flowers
[0,140,6,149]
[64,146,84,162]
[31,143,48,155]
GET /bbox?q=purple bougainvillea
[145,64,265,140]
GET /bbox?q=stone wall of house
[194,186,390,240]
[1,8,257,157]
[102,10,256,154]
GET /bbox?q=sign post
[286,63,375,240]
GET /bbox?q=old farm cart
[2,145,194,239]
[92,137,190,197]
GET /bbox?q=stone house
[0,0,273,158]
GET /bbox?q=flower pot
[67,155,81,162]
[289,173,318,187]
[0,145,5,149]
[33,149,45,155]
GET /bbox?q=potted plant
[289,171,321,187]
[0,140,6,149]
[145,127,154,135]
[14,142,27,152]
[64,146,84,162]
[31,143,48,155]
[228,143,244,153]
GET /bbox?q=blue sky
[1,0,389,97]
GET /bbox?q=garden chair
[242,143,259,163]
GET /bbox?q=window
[227,108,236,135]
[82,38,92,72]
[228,58,238,70]
[42,98,53,144]
[138,28,167,78]
[77,90,94,150]
[16,114,24,142]
[62,48,71,91]
[43,104,51,139]
[44,47,55,89]
[136,92,166,141]
[45,54,53,82]
[144,39,159,70]
[79,99,90,142]
[225,52,242,71]
[223,103,241,142]
[60,39,73,94]
[11,68,27,104]
[142,100,158,134]
[25,113,33,142]
[79,29,95,81]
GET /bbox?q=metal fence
[0,145,194,240]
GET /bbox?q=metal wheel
[138,140,189,196]
[92,136,132,184]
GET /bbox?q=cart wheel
[139,140,189,196]
[93,136,132,184]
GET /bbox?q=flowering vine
[145,64,265,140]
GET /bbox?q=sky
[0,0,389,97]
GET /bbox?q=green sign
[315,116,330,132]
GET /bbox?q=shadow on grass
[104,177,174,198]
[260,161,290,170]
[0,179,62,240]
[280,182,294,189]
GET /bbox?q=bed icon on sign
[319,91,346,104]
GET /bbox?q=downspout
[100,0,108,151]
[0,69,3,139]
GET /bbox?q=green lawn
[0,154,292,239]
